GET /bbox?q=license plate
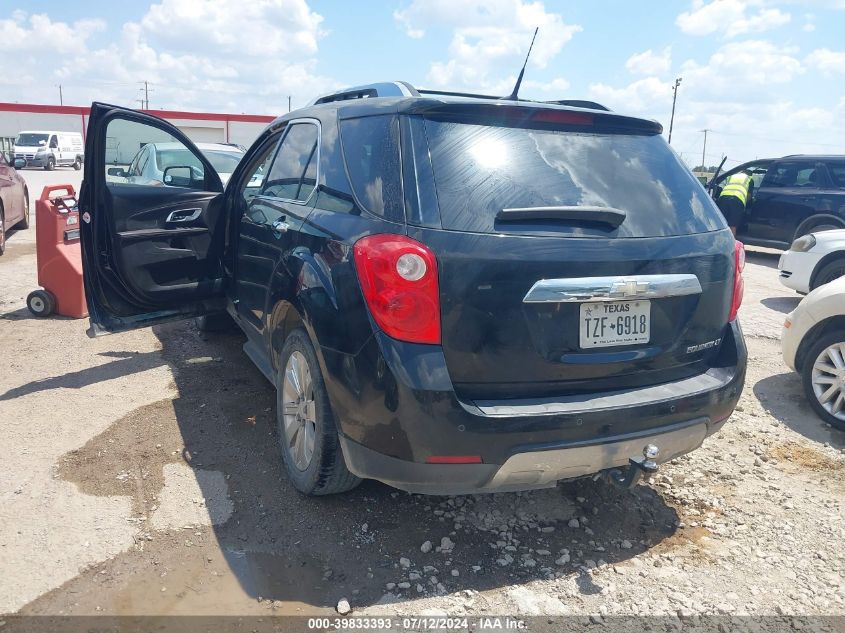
[580,300,651,348]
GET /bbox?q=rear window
[420,118,725,237]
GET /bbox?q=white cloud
[625,47,672,76]
[0,12,105,55]
[589,77,672,113]
[676,0,791,38]
[140,0,324,58]
[395,0,580,94]
[588,37,842,167]
[680,40,804,96]
[805,48,845,74]
[1,2,338,114]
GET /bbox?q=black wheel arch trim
[795,315,845,373]
[810,251,845,289]
[794,214,845,242]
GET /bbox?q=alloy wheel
[811,342,845,422]
[281,351,317,471]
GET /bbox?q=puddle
[108,545,327,615]
[58,398,180,516]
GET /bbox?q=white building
[0,102,276,160]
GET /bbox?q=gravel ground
[0,169,843,625]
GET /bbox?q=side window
[104,118,206,190]
[49,135,58,149]
[339,115,402,221]
[240,136,280,205]
[262,123,318,202]
[763,163,819,188]
[824,162,845,189]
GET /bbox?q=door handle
[165,208,202,223]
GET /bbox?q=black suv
[710,155,845,249]
[79,82,747,496]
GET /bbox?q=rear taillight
[353,234,441,344]
[531,110,594,126]
[729,240,745,322]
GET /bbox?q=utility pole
[288,96,291,113]
[668,77,682,145]
[700,129,711,170]
[58,85,63,106]
[138,81,152,109]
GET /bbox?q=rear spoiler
[394,102,663,135]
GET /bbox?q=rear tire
[16,191,30,230]
[801,331,845,431]
[275,328,361,496]
[811,259,845,291]
[73,157,82,170]
[27,290,55,317]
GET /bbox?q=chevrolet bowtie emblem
[610,279,650,298]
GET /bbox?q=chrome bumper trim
[485,420,709,490]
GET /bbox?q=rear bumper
[321,321,746,495]
[340,417,715,495]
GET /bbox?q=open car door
[79,103,227,335]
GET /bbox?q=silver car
[108,142,245,187]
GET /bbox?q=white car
[778,229,845,294]
[782,276,845,430]
[108,142,245,187]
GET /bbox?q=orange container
[27,185,87,318]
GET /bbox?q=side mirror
[107,167,128,178]
[13,158,26,169]
[163,165,201,188]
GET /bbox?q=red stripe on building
[0,102,276,124]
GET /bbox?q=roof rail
[308,80,611,112]
[309,81,419,106]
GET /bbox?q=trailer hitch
[604,444,660,490]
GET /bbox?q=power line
[707,129,843,149]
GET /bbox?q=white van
[13,131,84,170]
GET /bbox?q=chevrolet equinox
[78,81,747,496]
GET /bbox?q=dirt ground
[1,169,843,625]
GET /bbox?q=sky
[1,0,844,168]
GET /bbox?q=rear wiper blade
[496,206,627,228]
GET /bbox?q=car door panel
[79,102,226,333]
[749,162,821,243]
[234,121,319,342]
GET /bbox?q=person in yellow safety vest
[717,168,754,236]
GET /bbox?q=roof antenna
[504,27,539,101]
